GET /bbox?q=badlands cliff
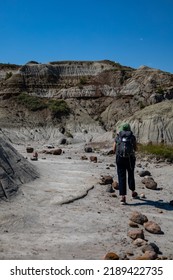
[0,60,173,144]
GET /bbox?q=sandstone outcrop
[0,134,39,199]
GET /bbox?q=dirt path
[0,144,173,259]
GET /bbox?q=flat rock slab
[24,157,97,206]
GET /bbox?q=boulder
[143,221,163,234]
[141,177,157,190]
[129,211,148,225]
[128,229,144,240]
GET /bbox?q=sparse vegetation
[5,72,13,79]
[138,143,173,161]
[16,93,47,111]
[48,99,70,118]
[156,86,164,95]
[16,92,70,117]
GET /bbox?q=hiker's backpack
[116,130,135,157]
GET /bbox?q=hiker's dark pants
[116,155,136,196]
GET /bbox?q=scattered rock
[128,229,144,240]
[52,149,62,155]
[142,242,161,254]
[111,193,117,197]
[129,221,139,228]
[141,177,157,190]
[81,155,88,160]
[132,238,147,247]
[84,147,93,153]
[30,151,38,161]
[26,147,34,153]
[143,221,163,234]
[99,175,113,185]
[103,252,119,260]
[129,211,148,225]
[43,148,62,155]
[112,180,119,190]
[125,250,134,256]
[59,138,67,145]
[89,156,97,163]
[43,144,55,149]
[138,170,151,177]
[135,250,157,260]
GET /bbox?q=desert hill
[0,60,173,144]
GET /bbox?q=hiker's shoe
[132,191,138,199]
[120,196,126,205]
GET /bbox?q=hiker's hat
[120,123,131,131]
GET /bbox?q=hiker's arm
[113,141,116,154]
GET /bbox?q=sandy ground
[0,142,173,260]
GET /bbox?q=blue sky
[0,0,173,73]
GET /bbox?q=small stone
[129,211,148,225]
[128,229,144,240]
[103,252,119,260]
[142,242,160,254]
[112,181,119,190]
[129,221,139,228]
[132,238,147,247]
[111,193,117,198]
[134,250,157,260]
[100,175,113,185]
[84,147,93,153]
[140,193,146,198]
[89,156,97,163]
[139,170,151,177]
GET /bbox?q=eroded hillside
[0,60,173,144]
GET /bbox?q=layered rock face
[117,101,173,144]
[0,60,173,144]
[0,134,39,199]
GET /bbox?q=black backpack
[116,130,135,158]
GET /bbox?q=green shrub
[16,93,70,118]
[156,86,164,95]
[138,143,173,161]
[48,99,70,118]
[5,72,13,79]
[16,92,47,111]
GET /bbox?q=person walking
[113,123,138,205]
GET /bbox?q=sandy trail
[0,143,173,259]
